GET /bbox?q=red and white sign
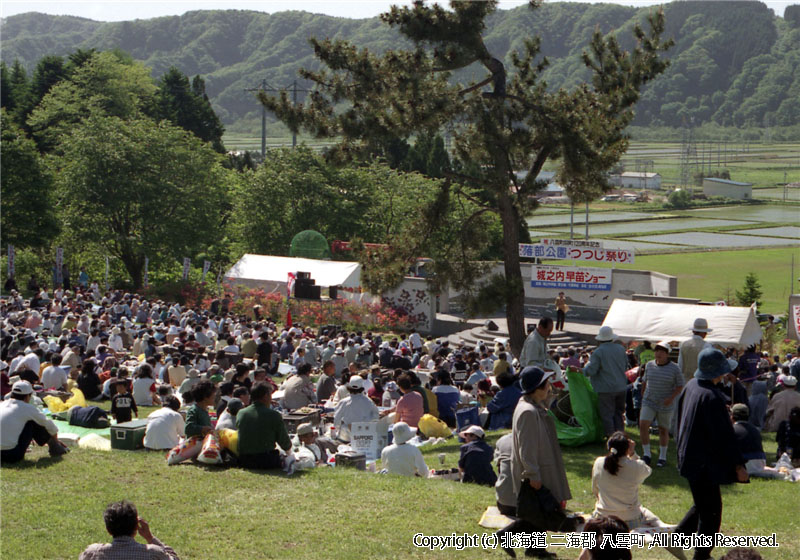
[792,304,800,342]
[287,272,296,297]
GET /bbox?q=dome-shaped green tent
[289,230,332,260]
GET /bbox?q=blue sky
[1,0,792,21]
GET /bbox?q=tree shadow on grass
[2,454,66,470]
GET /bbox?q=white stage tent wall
[224,254,361,293]
[601,300,763,349]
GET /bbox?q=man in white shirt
[333,376,379,442]
[380,422,429,477]
[143,397,185,450]
[1,381,69,463]
[41,354,69,390]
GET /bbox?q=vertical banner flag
[202,260,211,283]
[144,257,149,288]
[182,258,191,281]
[286,272,296,328]
[216,269,223,288]
[7,245,15,279]
[105,256,110,290]
[55,247,64,286]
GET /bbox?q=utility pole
[584,200,589,240]
[245,79,311,153]
[292,80,298,148]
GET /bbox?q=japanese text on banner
[519,243,633,264]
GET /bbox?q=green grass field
[2,414,797,560]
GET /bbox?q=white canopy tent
[224,254,361,292]
[601,300,763,349]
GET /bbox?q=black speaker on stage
[297,271,311,280]
[329,286,339,299]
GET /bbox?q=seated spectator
[458,425,497,486]
[236,382,292,470]
[132,365,158,407]
[731,403,782,479]
[79,500,179,560]
[78,359,103,401]
[748,380,768,430]
[381,380,401,407]
[333,376,379,441]
[0,381,69,463]
[215,398,244,431]
[367,377,384,406]
[380,422,429,478]
[380,374,423,428]
[296,422,338,464]
[591,432,656,529]
[776,406,800,465]
[178,369,202,398]
[144,397,185,451]
[433,372,461,427]
[281,363,316,410]
[184,381,216,439]
[41,354,68,391]
[577,515,632,560]
[765,376,800,431]
[486,372,521,430]
[315,360,337,403]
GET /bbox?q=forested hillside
[3,2,799,132]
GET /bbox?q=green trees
[155,68,225,152]
[736,272,763,309]
[261,0,670,354]
[51,116,229,288]
[0,110,59,249]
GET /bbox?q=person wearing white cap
[764,375,800,432]
[1,381,68,463]
[458,425,497,486]
[332,375,379,442]
[677,318,712,385]
[583,326,629,437]
[638,341,684,467]
[380,422,429,478]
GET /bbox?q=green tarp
[51,419,111,440]
[549,369,605,447]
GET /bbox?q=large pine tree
[261,0,671,355]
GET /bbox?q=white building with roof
[702,177,753,200]
[619,172,661,190]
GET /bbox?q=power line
[244,79,312,157]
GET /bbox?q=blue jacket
[459,439,497,486]
[487,383,522,430]
[583,342,628,393]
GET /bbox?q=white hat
[459,425,485,439]
[347,376,365,390]
[784,376,798,387]
[0,361,8,371]
[654,340,671,352]
[692,318,712,333]
[11,380,34,396]
[296,422,315,436]
[596,326,617,342]
[392,422,416,444]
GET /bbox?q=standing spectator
[494,433,516,517]
[519,317,554,369]
[498,367,570,559]
[110,379,138,424]
[675,348,749,560]
[747,380,769,430]
[764,376,800,431]
[79,500,179,560]
[677,318,712,385]
[583,326,629,437]
[638,341,684,467]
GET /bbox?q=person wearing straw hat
[380,422,429,477]
[675,347,748,560]
[458,425,497,486]
[678,318,712,385]
[583,326,629,437]
[332,375,379,442]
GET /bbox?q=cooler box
[456,406,480,430]
[110,419,148,450]
[335,450,366,470]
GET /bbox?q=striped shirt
[642,360,684,411]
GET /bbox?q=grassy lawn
[2,417,796,560]
[548,247,799,314]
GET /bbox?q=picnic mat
[51,418,111,440]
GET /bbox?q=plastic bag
[197,432,223,465]
[218,428,239,456]
[418,414,452,438]
[550,369,605,447]
[294,446,317,470]
[166,436,203,465]
[44,388,87,413]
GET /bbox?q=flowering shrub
[201,283,420,331]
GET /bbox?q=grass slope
[2,418,797,560]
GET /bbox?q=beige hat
[347,375,365,390]
[296,422,315,436]
[654,340,671,352]
[392,422,416,444]
[692,318,712,333]
[459,425,485,439]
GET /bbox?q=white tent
[224,254,361,292]
[601,300,763,349]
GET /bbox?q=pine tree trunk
[498,191,526,358]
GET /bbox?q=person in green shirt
[236,382,292,470]
[184,380,215,438]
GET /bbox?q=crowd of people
[2,283,797,560]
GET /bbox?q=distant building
[619,172,661,190]
[702,177,753,200]
[514,170,565,197]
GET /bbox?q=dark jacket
[676,378,744,484]
[459,439,497,486]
